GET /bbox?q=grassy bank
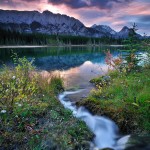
[77,66,150,134]
[0,56,92,149]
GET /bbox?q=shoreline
[0,44,124,49]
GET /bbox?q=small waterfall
[58,90,130,150]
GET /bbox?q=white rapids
[58,90,130,150]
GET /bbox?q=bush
[0,55,64,149]
[0,56,38,113]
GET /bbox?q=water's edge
[0,45,124,49]
[58,90,130,150]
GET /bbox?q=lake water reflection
[0,46,123,89]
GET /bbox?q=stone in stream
[124,135,150,150]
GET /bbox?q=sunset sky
[0,0,150,35]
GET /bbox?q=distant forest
[0,29,123,45]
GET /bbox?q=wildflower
[1,110,6,113]
[105,50,113,66]
[12,76,16,80]
[18,104,22,107]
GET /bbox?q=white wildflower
[12,76,16,80]
[18,104,22,107]
[1,110,6,113]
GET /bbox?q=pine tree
[123,23,141,72]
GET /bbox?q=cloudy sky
[0,0,150,35]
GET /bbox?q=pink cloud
[0,0,149,35]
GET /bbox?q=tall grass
[79,66,150,133]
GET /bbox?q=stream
[58,90,130,150]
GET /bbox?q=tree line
[0,28,123,45]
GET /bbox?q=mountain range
[0,9,141,39]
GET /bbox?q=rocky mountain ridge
[0,9,141,38]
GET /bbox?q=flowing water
[58,90,130,150]
[0,46,132,149]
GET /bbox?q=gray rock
[125,135,150,150]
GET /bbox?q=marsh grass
[78,67,150,134]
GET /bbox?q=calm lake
[0,46,124,90]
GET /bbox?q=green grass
[78,67,150,134]
[0,56,92,149]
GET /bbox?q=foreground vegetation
[0,56,92,149]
